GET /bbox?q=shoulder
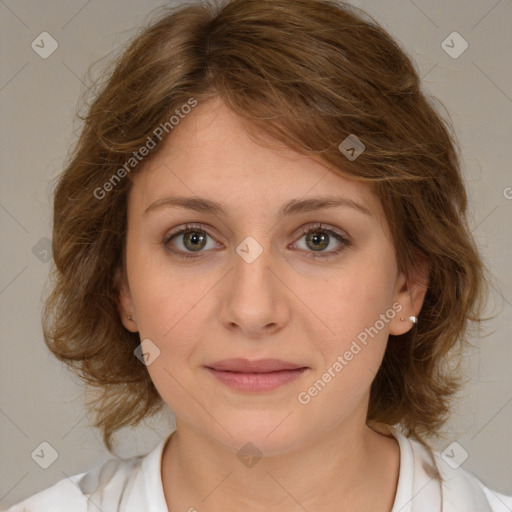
[6,454,145,512]
[403,431,512,512]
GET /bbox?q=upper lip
[206,358,307,373]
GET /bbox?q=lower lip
[205,367,308,392]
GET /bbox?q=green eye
[164,222,351,260]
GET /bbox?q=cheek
[127,244,208,337]
[299,256,396,393]
[297,273,394,419]
[127,258,213,375]
[299,257,396,342]
[134,287,207,413]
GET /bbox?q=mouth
[204,358,309,392]
[206,358,307,373]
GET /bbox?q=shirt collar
[389,426,442,512]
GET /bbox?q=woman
[8,0,511,510]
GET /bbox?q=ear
[114,265,139,333]
[389,252,429,336]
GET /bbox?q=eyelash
[163,222,352,260]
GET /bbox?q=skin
[117,96,428,512]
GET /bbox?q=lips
[204,358,309,392]
[205,358,307,373]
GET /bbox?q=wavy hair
[43,0,490,454]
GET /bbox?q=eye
[163,222,351,260]
[292,223,351,258]
[164,224,218,259]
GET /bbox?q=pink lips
[205,358,308,392]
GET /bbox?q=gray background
[1,0,511,508]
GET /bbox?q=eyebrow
[143,195,372,219]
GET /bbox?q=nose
[218,235,290,339]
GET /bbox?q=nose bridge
[219,231,288,335]
[233,233,274,294]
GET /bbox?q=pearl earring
[400,316,417,324]
[127,315,133,321]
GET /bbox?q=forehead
[128,97,382,220]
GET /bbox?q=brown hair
[43,0,490,454]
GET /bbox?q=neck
[161,418,400,512]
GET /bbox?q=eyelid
[164,223,223,246]
[292,222,350,242]
[290,222,351,257]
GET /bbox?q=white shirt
[6,427,512,511]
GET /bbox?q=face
[117,97,426,456]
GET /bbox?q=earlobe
[389,254,429,336]
[114,265,138,332]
